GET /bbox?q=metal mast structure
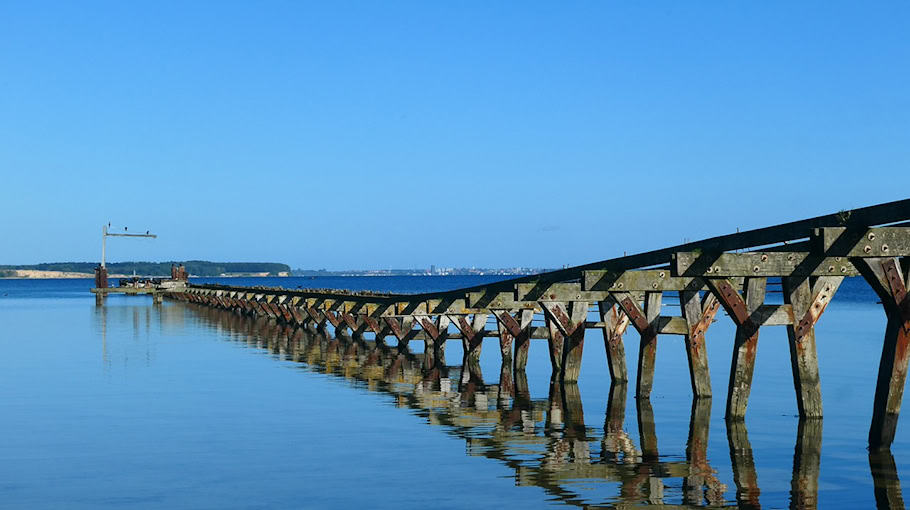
[101,224,157,268]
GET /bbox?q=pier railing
[165,198,910,449]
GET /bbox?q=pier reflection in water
[183,303,904,509]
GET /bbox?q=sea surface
[0,276,906,509]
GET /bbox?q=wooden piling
[493,309,534,371]
[783,276,842,418]
[711,277,767,420]
[544,315,564,381]
[858,257,910,449]
[680,291,718,398]
[541,302,588,382]
[599,301,629,383]
[452,313,487,365]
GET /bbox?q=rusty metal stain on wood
[492,309,522,338]
[709,279,751,326]
[617,296,651,336]
[882,258,910,326]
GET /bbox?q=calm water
[0,276,906,509]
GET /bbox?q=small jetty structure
[90,224,186,303]
[95,199,910,449]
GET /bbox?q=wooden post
[857,257,910,449]
[598,300,630,383]
[417,315,449,362]
[726,420,761,510]
[450,313,488,365]
[783,276,843,418]
[790,418,822,510]
[495,311,514,365]
[492,309,533,371]
[544,314,564,381]
[679,291,719,398]
[615,291,662,398]
[541,301,589,382]
[709,277,767,420]
[515,310,534,371]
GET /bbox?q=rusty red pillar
[94,265,108,288]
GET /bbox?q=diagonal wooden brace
[450,313,488,363]
[492,309,534,370]
[792,276,843,343]
[615,292,662,398]
[288,305,306,325]
[417,315,439,339]
[305,306,326,326]
[708,277,767,420]
[324,310,343,328]
[277,304,294,323]
[383,316,416,345]
[416,315,450,355]
[540,301,589,382]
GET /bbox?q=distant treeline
[0,261,290,277]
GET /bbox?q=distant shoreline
[0,270,292,280]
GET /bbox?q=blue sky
[1,2,907,269]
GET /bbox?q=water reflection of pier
[187,303,904,509]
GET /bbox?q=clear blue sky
[1,2,907,269]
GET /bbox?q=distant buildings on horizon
[291,266,553,277]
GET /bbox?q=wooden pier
[161,199,910,449]
[91,287,166,304]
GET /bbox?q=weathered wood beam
[584,269,707,292]
[813,226,910,257]
[674,251,857,277]
[517,282,608,303]
[466,290,537,310]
